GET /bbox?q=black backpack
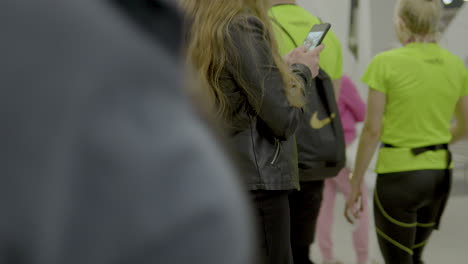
[296,69,346,181]
[271,18,346,181]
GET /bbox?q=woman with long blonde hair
[345,0,468,263]
[182,0,323,263]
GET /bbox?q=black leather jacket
[222,15,312,190]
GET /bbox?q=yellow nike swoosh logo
[310,111,336,130]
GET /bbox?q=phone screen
[303,23,331,51]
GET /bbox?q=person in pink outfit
[316,75,369,264]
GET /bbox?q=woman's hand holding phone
[284,44,324,78]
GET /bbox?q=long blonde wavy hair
[181,0,304,123]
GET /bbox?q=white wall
[369,0,398,54]
[297,0,350,43]
[441,5,468,67]
[296,0,378,98]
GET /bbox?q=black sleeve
[229,16,312,140]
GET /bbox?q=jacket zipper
[270,140,281,165]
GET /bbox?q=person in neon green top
[269,1,343,95]
[269,1,347,264]
[345,0,468,263]
[362,42,468,174]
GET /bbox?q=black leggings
[374,170,451,264]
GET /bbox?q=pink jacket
[338,76,366,145]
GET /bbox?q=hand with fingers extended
[284,44,324,78]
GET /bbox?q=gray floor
[309,141,468,264]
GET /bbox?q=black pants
[251,190,293,264]
[374,170,451,264]
[289,180,325,264]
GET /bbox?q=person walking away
[345,0,468,263]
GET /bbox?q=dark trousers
[251,190,293,264]
[289,180,325,264]
[374,170,451,264]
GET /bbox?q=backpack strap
[270,17,299,48]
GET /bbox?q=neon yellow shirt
[362,42,468,173]
[269,4,343,80]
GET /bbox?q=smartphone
[303,23,331,51]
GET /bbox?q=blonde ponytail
[395,0,442,43]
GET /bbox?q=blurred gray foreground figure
[0,1,253,264]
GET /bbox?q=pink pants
[316,168,369,263]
